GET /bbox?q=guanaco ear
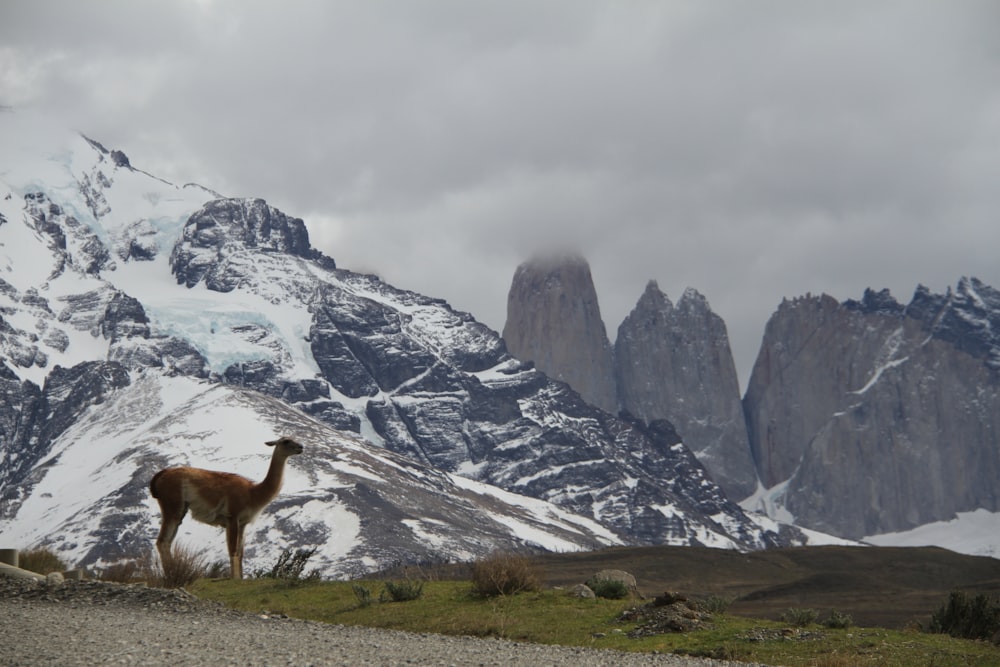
[265,439,278,447]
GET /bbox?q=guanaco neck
[250,450,291,509]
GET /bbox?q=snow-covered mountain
[3,373,621,577]
[0,117,797,573]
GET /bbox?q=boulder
[568,583,596,599]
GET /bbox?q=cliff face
[616,282,758,500]
[744,281,1000,539]
[501,255,618,413]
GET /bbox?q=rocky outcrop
[170,198,328,291]
[615,282,758,500]
[0,360,131,519]
[744,280,1000,538]
[502,255,618,413]
[24,192,114,276]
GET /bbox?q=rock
[46,571,64,585]
[502,254,618,413]
[101,293,150,343]
[652,591,687,606]
[619,597,712,636]
[616,282,758,500]
[569,584,596,599]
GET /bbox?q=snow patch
[740,478,796,525]
[850,357,909,395]
[864,509,1000,559]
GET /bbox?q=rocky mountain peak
[635,280,672,313]
[170,198,327,291]
[616,283,757,499]
[844,287,904,315]
[677,286,709,311]
[502,254,617,413]
[904,276,1000,368]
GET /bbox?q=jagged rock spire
[502,254,618,413]
[616,281,758,499]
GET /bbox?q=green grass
[189,578,1000,666]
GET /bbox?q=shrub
[469,551,541,598]
[352,583,374,607]
[928,591,1000,642]
[700,594,735,614]
[18,547,68,574]
[254,547,321,584]
[823,610,854,629]
[780,607,819,627]
[381,579,425,602]
[586,577,629,600]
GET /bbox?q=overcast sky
[3,1,999,388]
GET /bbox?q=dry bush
[18,547,68,574]
[470,551,541,597]
[253,547,320,584]
[157,544,208,588]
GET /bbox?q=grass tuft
[352,583,374,607]
[158,544,208,588]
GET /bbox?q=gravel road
[0,578,769,667]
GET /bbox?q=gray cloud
[3,0,999,386]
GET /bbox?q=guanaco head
[266,436,305,457]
